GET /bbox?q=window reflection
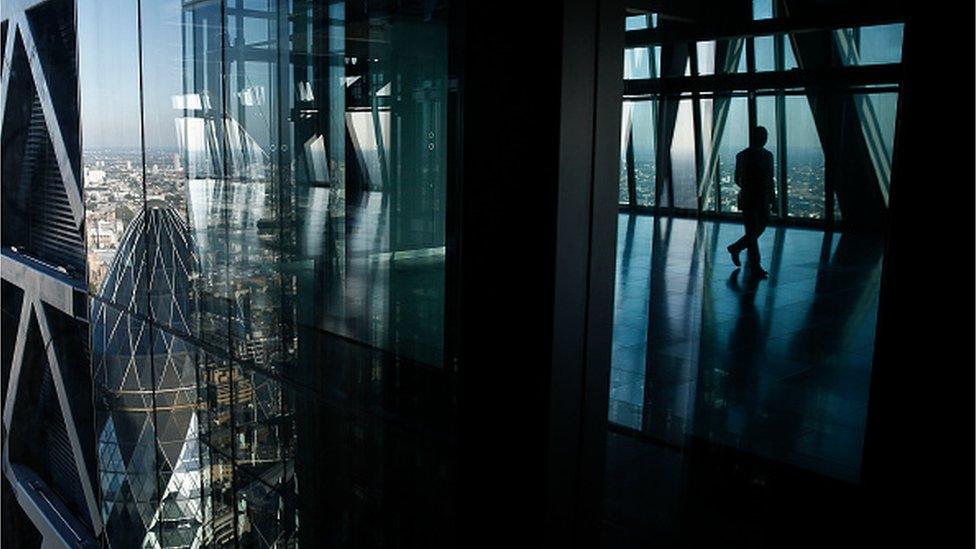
[82,0,458,545]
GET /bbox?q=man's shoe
[750,265,769,279]
[727,245,741,267]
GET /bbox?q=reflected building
[91,207,204,548]
[2,0,965,548]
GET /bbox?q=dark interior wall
[862,2,974,546]
[457,0,622,545]
[457,1,564,542]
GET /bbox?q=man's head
[750,125,768,148]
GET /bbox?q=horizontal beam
[623,63,902,97]
[1,248,84,317]
[626,11,906,47]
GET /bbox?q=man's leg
[745,215,766,266]
[728,206,755,266]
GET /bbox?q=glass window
[697,41,715,76]
[140,0,210,339]
[785,36,799,69]
[620,102,632,205]
[755,34,798,72]
[670,98,697,209]
[753,0,773,20]
[836,23,904,66]
[731,38,749,73]
[756,95,780,214]
[632,100,658,206]
[625,14,649,30]
[785,95,825,219]
[624,47,652,79]
[755,35,776,72]
[90,301,159,549]
[700,96,749,213]
[698,40,749,76]
[78,0,145,304]
[851,92,898,203]
[222,1,285,364]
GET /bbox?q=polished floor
[608,214,884,480]
[604,214,885,547]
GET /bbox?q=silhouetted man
[727,125,775,278]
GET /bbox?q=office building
[1,0,972,547]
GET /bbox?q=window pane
[78,0,145,302]
[696,41,715,76]
[619,102,632,205]
[698,39,750,76]
[624,47,653,79]
[670,99,697,209]
[625,14,648,30]
[755,35,776,72]
[785,36,799,69]
[701,96,749,213]
[786,95,825,219]
[836,23,904,66]
[850,92,898,205]
[619,100,658,207]
[753,0,773,20]
[756,95,780,214]
[633,100,657,207]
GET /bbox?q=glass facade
[75,0,459,546]
[620,17,903,228]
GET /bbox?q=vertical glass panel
[141,0,202,342]
[785,35,799,69]
[696,41,715,76]
[620,100,658,208]
[78,0,144,303]
[851,91,898,204]
[231,366,295,547]
[632,100,657,207]
[90,301,159,547]
[670,98,697,209]
[223,0,286,367]
[624,47,652,79]
[756,35,796,72]
[729,38,748,73]
[698,39,749,76]
[755,35,776,72]
[753,0,773,20]
[864,93,898,165]
[786,95,825,219]
[181,0,230,352]
[701,96,749,213]
[148,328,204,548]
[756,95,781,215]
[291,2,454,368]
[620,102,632,205]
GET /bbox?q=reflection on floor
[609,214,883,481]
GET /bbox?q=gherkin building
[91,207,204,548]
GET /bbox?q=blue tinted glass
[625,15,648,31]
[624,47,652,79]
[852,24,904,65]
[753,0,773,20]
[755,35,775,71]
